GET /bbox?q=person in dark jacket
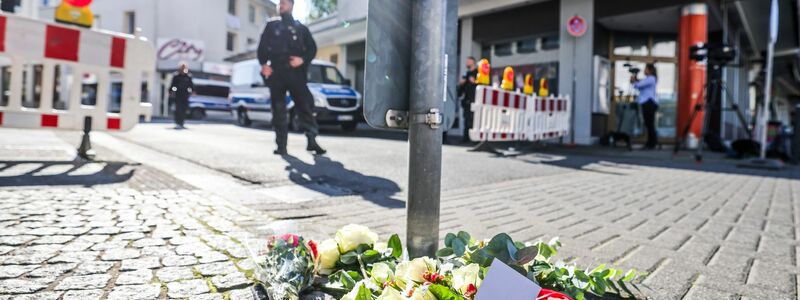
[257,0,324,155]
[170,63,194,129]
[458,57,478,142]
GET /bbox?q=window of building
[494,42,512,57]
[228,0,237,15]
[651,35,677,58]
[248,4,256,23]
[540,34,559,50]
[247,37,256,46]
[227,32,237,52]
[613,33,649,56]
[123,11,135,34]
[516,38,537,54]
[330,54,339,65]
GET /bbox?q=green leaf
[485,233,515,264]
[436,247,455,257]
[340,252,358,265]
[347,271,363,282]
[457,231,472,244]
[329,270,357,290]
[355,244,371,254]
[445,233,457,247]
[428,284,466,300]
[589,264,606,275]
[362,250,381,263]
[355,284,373,300]
[470,249,490,267]
[388,234,403,258]
[618,279,636,297]
[621,269,637,282]
[513,246,538,265]
[452,238,467,257]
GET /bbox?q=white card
[475,259,542,300]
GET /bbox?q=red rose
[465,283,478,298]
[537,288,572,300]
[279,234,300,247]
[306,240,319,258]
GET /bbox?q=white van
[229,59,361,131]
[187,79,231,119]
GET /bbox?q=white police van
[229,59,361,131]
[187,79,232,119]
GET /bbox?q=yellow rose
[335,224,379,253]
[451,264,481,295]
[371,262,394,284]
[316,239,339,275]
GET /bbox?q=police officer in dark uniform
[458,57,478,142]
[170,63,194,129]
[258,0,325,155]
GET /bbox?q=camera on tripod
[689,43,737,66]
[623,63,640,75]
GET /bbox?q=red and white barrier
[469,85,571,142]
[0,13,155,132]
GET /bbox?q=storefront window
[613,33,649,57]
[517,38,537,54]
[652,36,677,58]
[540,34,559,50]
[494,42,512,56]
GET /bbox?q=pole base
[77,132,95,161]
[737,158,784,170]
[469,141,501,155]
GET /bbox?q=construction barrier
[469,85,570,142]
[0,13,155,132]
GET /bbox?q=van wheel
[190,108,205,120]
[236,108,252,127]
[341,121,357,132]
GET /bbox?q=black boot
[273,146,287,155]
[306,138,327,155]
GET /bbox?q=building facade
[39,0,277,116]
[310,0,800,146]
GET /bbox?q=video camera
[623,63,640,75]
[690,43,737,66]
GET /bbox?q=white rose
[405,285,436,300]
[396,257,436,283]
[371,262,394,284]
[336,224,379,253]
[374,241,389,254]
[316,239,339,275]
[451,263,481,295]
[377,287,404,300]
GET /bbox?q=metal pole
[759,0,778,159]
[406,0,454,258]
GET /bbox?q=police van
[229,59,361,131]
[187,79,231,119]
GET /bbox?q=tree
[308,0,337,21]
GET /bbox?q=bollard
[523,74,534,95]
[476,59,491,85]
[77,116,96,160]
[501,67,514,91]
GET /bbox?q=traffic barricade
[469,85,527,142]
[0,13,155,133]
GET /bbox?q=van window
[307,65,344,85]
[194,85,230,98]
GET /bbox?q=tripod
[674,65,752,162]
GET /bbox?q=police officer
[458,57,478,143]
[258,0,325,155]
[170,63,194,129]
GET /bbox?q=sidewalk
[0,129,265,299]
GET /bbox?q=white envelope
[475,258,542,300]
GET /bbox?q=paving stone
[190,293,224,300]
[55,274,111,290]
[162,255,198,267]
[195,262,238,277]
[58,227,92,235]
[76,235,110,243]
[90,241,129,251]
[156,266,196,282]
[89,226,122,235]
[31,235,75,244]
[116,269,154,285]
[166,279,210,298]
[61,289,104,300]
[132,238,166,248]
[113,232,146,241]
[198,251,230,264]
[120,257,161,270]
[27,276,58,286]
[73,261,115,275]
[49,251,98,263]
[27,227,61,236]
[228,288,256,300]
[11,291,62,300]
[176,243,210,256]
[107,284,162,300]
[101,248,141,261]
[141,246,176,257]
[0,279,47,294]
[0,247,14,256]
[60,241,95,252]
[27,263,76,278]
[0,265,38,278]
[236,259,256,271]
[211,272,250,291]
[120,226,152,233]
[1,252,56,265]
[170,236,201,245]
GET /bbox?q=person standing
[170,63,193,129]
[458,57,478,143]
[631,63,659,149]
[257,0,324,155]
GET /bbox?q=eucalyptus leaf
[513,246,538,265]
[445,233,457,247]
[452,238,466,257]
[436,247,455,257]
[457,231,472,244]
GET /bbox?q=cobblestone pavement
[265,157,800,300]
[0,130,267,299]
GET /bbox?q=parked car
[229,59,361,131]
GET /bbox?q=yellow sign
[55,3,94,28]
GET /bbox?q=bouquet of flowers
[254,234,318,300]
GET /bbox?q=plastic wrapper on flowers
[247,234,318,300]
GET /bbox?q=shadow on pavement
[281,154,404,208]
[0,159,136,187]
[520,145,800,180]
